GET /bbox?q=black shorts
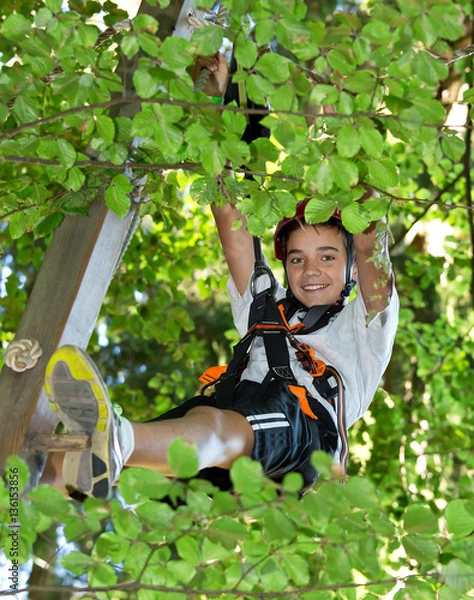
[151,379,337,489]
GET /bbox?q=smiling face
[285,224,349,308]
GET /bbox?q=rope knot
[5,339,43,372]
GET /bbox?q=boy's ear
[351,264,358,282]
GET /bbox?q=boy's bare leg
[128,406,255,475]
[42,452,68,494]
[41,406,254,490]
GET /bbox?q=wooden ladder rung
[30,433,91,452]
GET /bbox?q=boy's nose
[304,261,321,276]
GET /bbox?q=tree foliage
[0,0,474,596]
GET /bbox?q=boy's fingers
[195,53,219,71]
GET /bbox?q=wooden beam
[0,201,135,473]
[0,0,192,484]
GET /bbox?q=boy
[42,55,398,499]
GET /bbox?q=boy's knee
[186,405,254,460]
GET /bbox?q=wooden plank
[0,0,191,482]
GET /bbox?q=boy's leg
[44,345,254,499]
[128,406,254,475]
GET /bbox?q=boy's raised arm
[353,221,393,315]
[211,203,255,296]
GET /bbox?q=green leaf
[207,516,249,549]
[167,437,199,479]
[342,476,378,510]
[221,136,250,167]
[256,18,276,46]
[200,140,226,175]
[362,19,392,43]
[329,156,359,190]
[230,457,264,495]
[28,485,72,521]
[5,457,29,495]
[121,34,140,58]
[167,559,197,584]
[176,535,201,563]
[88,561,117,587]
[63,517,90,541]
[60,551,94,576]
[157,36,192,69]
[95,115,116,143]
[255,53,290,84]
[9,212,29,240]
[337,125,361,158]
[135,501,175,532]
[65,165,85,192]
[304,197,337,223]
[133,67,158,98]
[327,48,356,75]
[413,13,438,47]
[264,507,296,542]
[310,84,338,105]
[359,126,384,158]
[282,472,304,493]
[190,25,223,56]
[57,139,77,169]
[246,74,275,105]
[281,553,310,587]
[222,110,247,137]
[305,161,334,195]
[367,158,398,188]
[108,143,128,165]
[403,504,439,534]
[341,201,371,233]
[234,36,258,69]
[30,211,60,237]
[402,534,439,564]
[105,181,132,218]
[444,499,474,536]
[344,70,376,94]
[1,13,31,39]
[441,135,465,162]
[112,507,143,540]
[45,0,62,12]
[432,4,465,41]
[155,119,183,156]
[12,96,39,124]
[441,559,474,594]
[119,467,172,503]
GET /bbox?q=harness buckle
[250,264,276,298]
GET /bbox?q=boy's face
[285,224,350,308]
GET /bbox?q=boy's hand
[192,52,228,97]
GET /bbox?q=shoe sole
[45,345,114,500]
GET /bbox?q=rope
[5,339,43,372]
[193,67,211,92]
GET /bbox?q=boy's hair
[278,217,355,265]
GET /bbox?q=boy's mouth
[301,283,329,292]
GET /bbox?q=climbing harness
[200,236,350,474]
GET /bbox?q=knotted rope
[5,339,43,372]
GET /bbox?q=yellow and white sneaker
[45,345,134,500]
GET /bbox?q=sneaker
[45,345,132,500]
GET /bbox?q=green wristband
[210,96,224,104]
